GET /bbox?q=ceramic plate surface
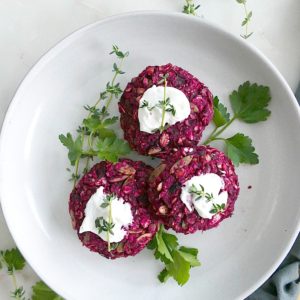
[1,11,300,300]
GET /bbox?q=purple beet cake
[148,146,240,234]
[69,159,158,259]
[118,64,213,158]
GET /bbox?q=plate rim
[0,10,299,299]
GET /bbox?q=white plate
[1,11,300,300]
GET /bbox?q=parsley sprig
[31,281,64,300]
[147,225,200,286]
[95,194,116,252]
[0,247,63,299]
[0,248,26,300]
[140,100,155,111]
[182,0,200,16]
[59,45,130,187]
[203,81,271,166]
[236,0,253,39]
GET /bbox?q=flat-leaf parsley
[204,81,271,166]
[147,225,200,286]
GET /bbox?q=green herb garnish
[0,247,63,299]
[140,100,155,111]
[236,0,253,39]
[189,184,214,202]
[31,281,64,300]
[0,248,26,300]
[182,0,200,16]
[139,73,176,133]
[182,0,253,39]
[203,81,271,166]
[59,45,130,187]
[209,203,226,214]
[96,194,116,252]
[147,225,200,286]
[157,74,175,132]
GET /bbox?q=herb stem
[88,132,94,149]
[0,255,22,300]
[84,157,90,173]
[72,131,85,187]
[105,58,125,112]
[243,2,249,38]
[107,201,113,252]
[203,116,236,145]
[11,272,19,294]
[159,79,167,133]
[72,58,125,186]
[73,159,80,188]
[82,150,97,156]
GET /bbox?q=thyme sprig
[158,73,170,133]
[96,194,116,252]
[59,45,130,187]
[140,100,155,111]
[182,0,254,39]
[139,73,176,133]
[182,0,200,16]
[236,0,253,39]
[189,184,214,202]
[209,203,226,214]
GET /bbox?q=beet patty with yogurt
[118,64,213,158]
[148,146,239,234]
[69,159,158,259]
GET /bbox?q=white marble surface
[0,0,299,299]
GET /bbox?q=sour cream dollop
[138,85,191,133]
[79,186,133,242]
[180,173,228,219]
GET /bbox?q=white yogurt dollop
[180,173,228,219]
[79,186,133,242]
[138,85,191,133]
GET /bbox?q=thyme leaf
[59,45,131,187]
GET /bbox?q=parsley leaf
[83,116,117,138]
[166,250,191,286]
[155,225,178,263]
[82,116,101,131]
[96,137,131,162]
[230,81,271,123]
[147,225,200,286]
[213,96,230,127]
[0,248,26,274]
[58,133,82,166]
[32,281,64,300]
[102,116,118,126]
[158,268,170,283]
[178,247,201,267]
[225,133,258,166]
[204,81,271,167]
